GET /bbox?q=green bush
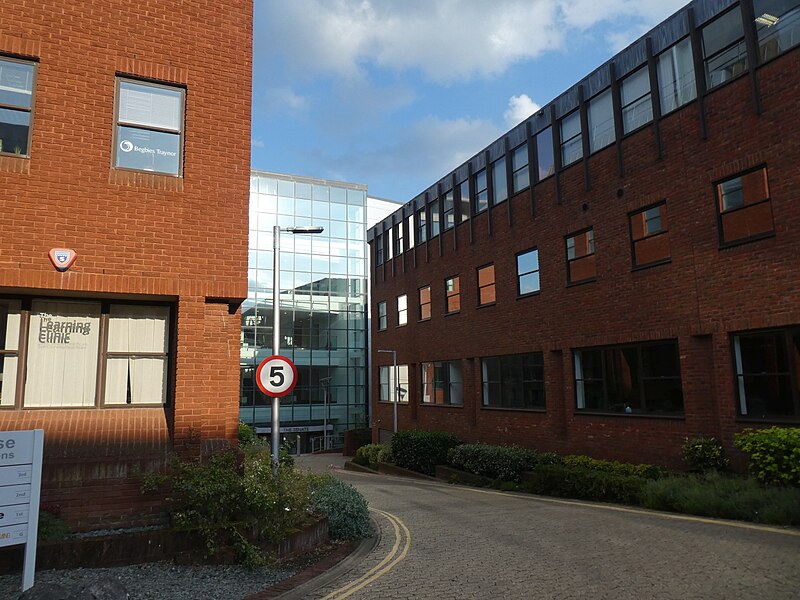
[642,473,800,525]
[142,447,314,567]
[734,427,800,486]
[391,430,460,476]
[355,443,392,469]
[682,436,729,472]
[447,444,558,482]
[238,422,259,447]
[562,454,666,479]
[522,464,646,505]
[38,504,70,541]
[310,475,371,540]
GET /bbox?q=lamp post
[377,349,398,434]
[272,225,323,473]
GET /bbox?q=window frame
[491,156,508,206]
[445,275,461,315]
[0,55,37,158]
[629,201,671,269]
[443,188,455,231]
[511,143,530,194]
[416,207,427,244]
[377,301,387,331]
[112,76,186,177]
[473,168,488,214]
[656,36,698,115]
[714,165,774,248]
[481,352,546,411]
[560,110,583,167]
[586,89,615,153]
[397,294,408,326]
[701,5,748,90]
[536,126,555,181]
[620,66,653,135]
[516,247,541,297]
[754,0,800,63]
[0,295,174,410]
[565,228,597,285]
[476,263,496,307]
[379,364,410,404]
[418,285,432,321]
[421,360,463,406]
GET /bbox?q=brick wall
[0,0,252,528]
[370,49,800,469]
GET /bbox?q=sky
[251,0,690,203]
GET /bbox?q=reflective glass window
[477,264,496,306]
[621,67,653,134]
[587,90,615,152]
[491,156,508,205]
[0,57,35,157]
[560,111,583,167]
[474,169,488,213]
[657,38,697,114]
[511,144,529,193]
[536,127,555,180]
[516,248,540,296]
[702,6,748,89]
[755,0,800,61]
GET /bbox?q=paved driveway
[295,455,800,600]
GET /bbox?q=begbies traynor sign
[0,429,44,593]
[118,139,177,158]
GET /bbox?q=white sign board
[0,429,44,592]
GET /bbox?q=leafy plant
[238,421,260,447]
[38,503,70,541]
[522,464,646,505]
[562,454,666,479]
[391,430,460,476]
[447,443,559,482]
[682,436,729,473]
[142,447,315,567]
[734,427,800,486]
[355,443,392,469]
[310,475,370,540]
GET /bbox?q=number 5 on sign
[256,355,298,397]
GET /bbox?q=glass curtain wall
[241,172,368,452]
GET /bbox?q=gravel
[0,561,299,599]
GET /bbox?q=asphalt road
[295,455,800,600]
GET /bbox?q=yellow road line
[321,508,411,600]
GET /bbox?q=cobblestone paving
[297,456,800,600]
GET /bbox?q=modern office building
[368,0,800,468]
[240,171,399,452]
[0,0,252,528]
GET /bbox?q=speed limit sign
[256,355,298,397]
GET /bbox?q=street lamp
[272,225,324,473]
[377,349,398,434]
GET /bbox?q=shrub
[38,503,70,541]
[562,455,666,479]
[447,444,554,482]
[391,430,460,476]
[238,422,259,447]
[522,464,646,505]
[355,443,392,470]
[642,473,800,525]
[142,447,314,567]
[734,427,800,486]
[310,475,370,540]
[682,436,729,473]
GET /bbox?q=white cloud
[259,87,309,114]
[257,0,691,83]
[504,95,541,127]
[251,138,265,149]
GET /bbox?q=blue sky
[251,0,689,202]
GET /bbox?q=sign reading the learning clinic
[0,429,44,592]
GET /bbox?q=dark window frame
[445,275,461,314]
[620,66,653,135]
[714,164,774,248]
[397,294,408,327]
[560,110,583,167]
[510,143,530,194]
[628,201,671,269]
[481,352,546,411]
[421,360,463,406]
[377,301,387,331]
[491,155,508,206]
[476,263,496,307]
[0,55,37,158]
[418,285,432,321]
[516,247,541,297]
[442,188,455,231]
[565,228,596,285]
[701,5,748,91]
[473,168,488,214]
[416,207,427,244]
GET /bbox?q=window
[419,286,431,321]
[587,90,615,152]
[733,327,800,420]
[421,361,463,405]
[397,294,407,326]
[702,6,748,89]
[482,352,545,410]
[566,229,596,284]
[458,179,470,222]
[574,341,684,415]
[406,215,415,249]
[1,298,171,408]
[417,208,427,243]
[445,276,461,314]
[394,223,404,255]
[377,301,387,331]
[387,231,393,258]
[630,203,670,267]
[491,156,508,205]
[0,300,21,407]
[516,248,540,296]
[511,144,530,193]
[621,67,653,134]
[375,234,385,265]
[429,199,441,238]
[0,57,35,157]
[657,37,697,114]
[477,264,496,306]
[536,127,555,180]
[755,0,800,62]
[114,78,185,176]
[474,168,488,213]
[379,364,410,403]
[715,166,774,245]
[443,189,455,230]
[560,111,582,167]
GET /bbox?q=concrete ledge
[376,462,438,481]
[343,460,379,474]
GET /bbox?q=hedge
[391,430,460,476]
[447,443,560,482]
[734,427,800,487]
[522,464,647,505]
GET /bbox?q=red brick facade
[0,1,251,528]
[370,35,800,469]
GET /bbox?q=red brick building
[0,1,251,528]
[369,0,800,468]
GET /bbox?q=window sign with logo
[114,79,184,176]
[24,300,101,407]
